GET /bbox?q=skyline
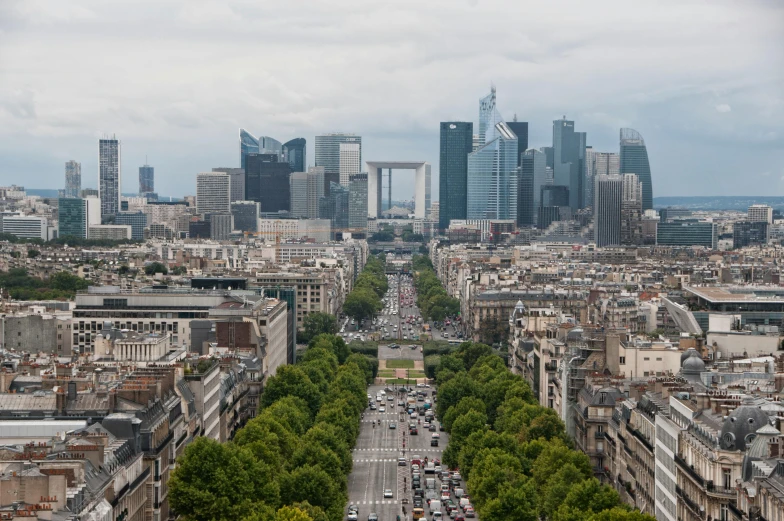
[0,0,782,199]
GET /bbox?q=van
[454,488,465,498]
[429,500,442,514]
[459,498,470,510]
[426,478,436,490]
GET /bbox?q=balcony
[675,454,705,487]
[628,426,654,452]
[728,502,744,520]
[544,361,558,372]
[706,480,736,498]
[676,485,704,520]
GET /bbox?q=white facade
[88,224,132,240]
[748,204,773,224]
[1,215,47,239]
[366,161,431,219]
[99,138,121,218]
[257,218,331,243]
[196,172,231,215]
[339,143,361,187]
[290,167,324,219]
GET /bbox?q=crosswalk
[353,458,398,463]
[348,500,398,505]
[353,447,443,453]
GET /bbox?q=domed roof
[681,348,699,364]
[719,397,772,451]
[741,424,780,481]
[682,356,705,375]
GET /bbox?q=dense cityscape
[1,1,784,520]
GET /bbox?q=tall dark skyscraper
[506,119,529,163]
[239,129,282,170]
[552,117,587,212]
[439,121,473,230]
[319,182,349,238]
[139,164,154,194]
[245,153,291,213]
[620,128,653,211]
[517,163,534,226]
[283,138,307,173]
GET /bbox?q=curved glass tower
[620,128,653,211]
[239,128,259,170]
[467,121,519,220]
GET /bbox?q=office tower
[65,160,81,198]
[540,146,554,169]
[439,122,473,230]
[231,201,260,233]
[283,138,306,173]
[290,167,324,219]
[189,220,211,239]
[748,204,773,224]
[319,182,349,237]
[621,174,643,245]
[585,150,620,211]
[245,153,291,213]
[733,221,768,248]
[290,172,309,219]
[467,119,518,220]
[99,137,121,219]
[348,173,368,235]
[478,87,503,145]
[553,117,587,212]
[115,212,148,240]
[659,207,691,222]
[506,118,529,161]
[208,213,233,240]
[594,174,624,247]
[339,142,361,186]
[139,164,154,194]
[517,164,534,226]
[239,129,282,170]
[429,201,440,224]
[522,149,548,224]
[58,197,100,239]
[315,133,362,194]
[620,128,653,211]
[196,172,231,215]
[212,167,245,202]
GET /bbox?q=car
[454,515,465,521]
[347,510,358,521]
[383,489,393,498]
[379,406,385,412]
[429,424,437,432]
[370,403,377,410]
[387,395,393,401]
[398,457,407,466]
[413,497,424,508]
[389,422,397,429]
[367,514,378,521]
[464,507,475,518]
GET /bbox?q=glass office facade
[58,197,87,238]
[656,221,717,249]
[620,128,653,211]
[115,211,147,240]
[467,122,518,221]
[439,122,473,230]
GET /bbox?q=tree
[274,507,313,521]
[27,249,40,258]
[302,423,353,475]
[343,287,382,323]
[144,261,168,275]
[300,313,338,344]
[466,448,524,508]
[478,316,509,347]
[455,342,495,371]
[450,409,488,446]
[442,396,487,431]
[553,479,621,521]
[261,365,322,416]
[435,373,478,420]
[265,396,313,436]
[49,271,89,293]
[279,465,344,519]
[308,334,350,365]
[587,508,655,521]
[480,478,538,521]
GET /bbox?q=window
[644,357,650,361]
[723,468,731,489]
[619,356,626,364]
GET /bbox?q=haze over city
[0,0,782,198]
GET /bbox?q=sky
[0,0,782,201]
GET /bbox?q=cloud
[716,103,732,113]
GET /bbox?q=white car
[379,406,386,412]
[383,489,393,498]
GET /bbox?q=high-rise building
[231,201,260,233]
[747,204,773,224]
[517,162,534,226]
[196,172,231,215]
[139,164,154,194]
[585,150,620,209]
[115,212,147,240]
[429,201,440,224]
[522,149,548,224]
[621,174,643,245]
[506,119,529,161]
[339,142,361,187]
[58,197,100,239]
[315,133,361,194]
[656,221,717,249]
[319,182,349,237]
[594,174,624,247]
[208,213,233,241]
[283,138,306,173]
[348,173,368,235]
[553,117,586,212]
[733,221,769,249]
[620,128,653,211]
[290,167,324,219]
[239,129,282,170]
[245,153,291,213]
[478,87,503,145]
[65,160,81,198]
[212,167,245,202]
[439,122,473,230]
[467,120,518,220]
[99,137,121,219]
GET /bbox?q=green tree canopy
[299,313,338,344]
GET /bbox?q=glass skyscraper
[283,138,306,173]
[65,160,81,198]
[439,122,473,231]
[245,153,291,213]
[139,164,154,194]
[552,117,587,212]
[620,128,653,211]
[506,120,529,161]
[115,211,147,240]
[478,87,503,145]
[348,173,368,236]
[315,133,362,195]
[58,197,88,238]
[99,137,121,220]
[239,129,282,171]
[319,182,349,238]
[467,121,518,220]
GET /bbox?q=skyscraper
[212,167,245,202]
[519,149,547,226]
[231,201,260,233]
[139,164,154,194]
[584,150,619,210]
[478,87,503,145]
[348,173,368,236]
[319,182,349,237]
[315,133,362,194]
[594,174,623,247]
[239,129,282,170]
[621,174,643,245]
[439,122,473,230]
[283,138,306,173]
[553,117,587,212]
[290,167,324,219]
[245,153,291,213]
[506,119,529,161]
[99,137,121,220]
[620,128,653,211]
[339,142,361,186]
[196,172,231,215]
[467,121,518,220]
[748,204,773,224]
[65,160,81,198]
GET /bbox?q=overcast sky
[1,0,782,201]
